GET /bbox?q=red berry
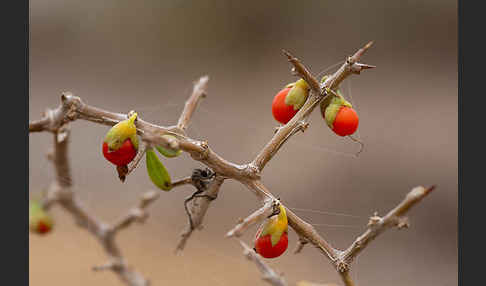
[102,139,137,166]
[331,106,359,136]
[272,87,298,124]
[254,232,288,258]
[37,221,51,234]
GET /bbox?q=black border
[459,0,486,285]
[2,0,29,284]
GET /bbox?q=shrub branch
[29,42,435,286]
[41,129,154,286]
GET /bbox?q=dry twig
[240,240,287,286]
[41,128,155,286]
[30,42,435,286]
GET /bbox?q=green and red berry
[254,204,289,259]
[321,92,359,137]
[29,200,54,235]
[272,79,310,124]
[102,113,139,166]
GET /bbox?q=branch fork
[30,42,436,286]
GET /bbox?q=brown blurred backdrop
[29,1,457,285]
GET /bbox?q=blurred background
[29,1,457,285]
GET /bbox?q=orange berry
[272,87,298,124]
[254,232,288,258]
[332,106,359,136]
[102,139,137,166]
[37,221,51,234]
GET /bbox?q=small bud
[155,135,182,158]
[146,148,172,191]
[320,75,329,84]
[29,200,53,235]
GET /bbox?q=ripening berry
[321,94,359,136]
[331,106,359,136]
[285,79,309,110]
[255,231,289,258]
[102,139,137,166]
[272,87,297,124]
[254,204,289,259]
[36,221,51,234]
[29,200,54,235]
[272,80,310,125]
[102,113,139,166]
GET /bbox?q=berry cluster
[272,78,359,137]
[32,79,360,261]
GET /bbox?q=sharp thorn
[356,63,376,69]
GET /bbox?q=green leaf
[146,148,172,191]
[156,145,181,158]
[155,135,182,158]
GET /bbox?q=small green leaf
[156,145,181,158]
[155,135,182,158]
[146,148,172,191]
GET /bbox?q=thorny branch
[29,42,436,286]
[177,75,209,131]
[176,173,224,252]
[41,128,155,286]
[340,185,436,265]
[293,235,309,254]
[170,176,194,188]
[226,199,275,238]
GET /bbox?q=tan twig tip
[364,41,374,50]
[281,49,292,58]
[355,63,376,70]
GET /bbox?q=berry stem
[347,135,364,157]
